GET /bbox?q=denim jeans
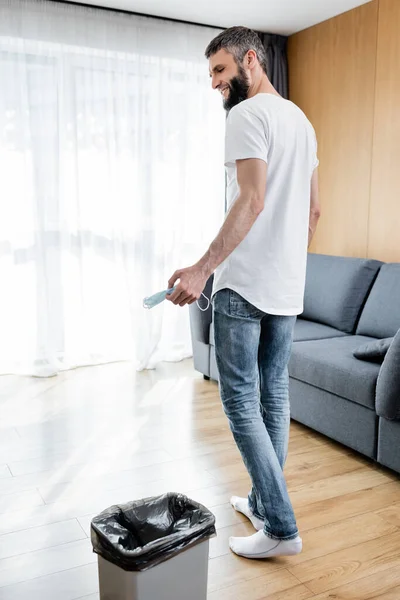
[213,288,298,541]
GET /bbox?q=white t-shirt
[212,93,319,316]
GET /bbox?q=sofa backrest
[356,264,400,338]
[302,253,382,333]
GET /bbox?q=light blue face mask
[143,287,176,309]
[143,287,210,311]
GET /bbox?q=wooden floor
[0,360,400,600]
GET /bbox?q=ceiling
[66,0,373,35]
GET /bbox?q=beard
[223,65,250,113]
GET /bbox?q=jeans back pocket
[229,290,263,319]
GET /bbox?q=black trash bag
[91,492,216,572]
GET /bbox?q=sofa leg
[203,375,210,381]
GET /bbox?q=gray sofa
[189,253,400,474]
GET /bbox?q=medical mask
[143,287,210,312]
[143,287,176,309]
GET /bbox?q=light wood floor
[0,360,400,600]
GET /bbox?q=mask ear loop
[196,292,210,312]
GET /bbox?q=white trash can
[91,493,216,600]
[97,539,210,600]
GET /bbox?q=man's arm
[167,158,267,306]
[308,168,321,247]
[198,157,267,274]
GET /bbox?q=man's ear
[246,49,258,70]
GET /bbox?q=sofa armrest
[189,274,214,345]
[376,327,400,420]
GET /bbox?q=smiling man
[167,26,320,559]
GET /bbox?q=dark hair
[205,26,268,75]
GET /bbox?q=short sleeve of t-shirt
[224,105,269,168]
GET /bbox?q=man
[167,26,320,559]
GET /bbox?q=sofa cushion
[212,316,350,345]
[353,337,393,363]
[294,319,349,342]
[212,317,349,345]
[376,327,400,420]
[289,335,381,409]
[302,254,382,333]
[356,264,400,338]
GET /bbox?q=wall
[368,0,400,262]
[288,0,400,262]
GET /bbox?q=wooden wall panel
[288,1,379,258]
[368,0,400,262]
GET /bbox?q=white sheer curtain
[0,0,225,376]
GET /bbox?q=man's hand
[166,263,211,307]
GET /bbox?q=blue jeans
[213,288,298,541]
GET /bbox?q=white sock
[229,529,302,559]
[230,496,264,531]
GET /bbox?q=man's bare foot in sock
[229,530,302,559]
[230,496,264,531]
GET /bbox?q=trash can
[91,492,216,600]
